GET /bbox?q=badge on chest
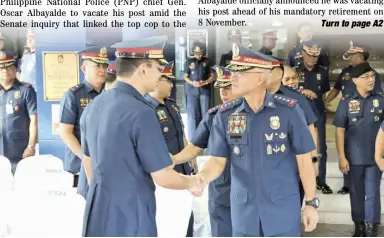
[227,113,247,139]
[80,98,92,108]
[156,109,168,122]
[264,116,287,155]
[348,100,360,113]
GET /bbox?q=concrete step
[316,211,384,226]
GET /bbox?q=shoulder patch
[70,83,84,92]
[218,98,243,112]
[208,104,221,114]
[273,94,297,107]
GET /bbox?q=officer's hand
[303,206,319,232]
[186,174,205,197]
[339,157,349,174]
[22,147,35,159]
[192,81,200,87]
[301,89,317,100]
[376,160,384,172]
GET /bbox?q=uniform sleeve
[135,109,173,173]
[381,121,384,132]
[207,112,230,158]
[206,60,214,73]
[298,96,318,125]
[184,61,191,75]
[322,71,330,93]
[374,73,383,93]
[59,91,78,125]
[25,87,37,116]
[190,113,212,149]
[80,105,90,157]
[289,104,316,155]
[333,72,343,91]
[332,100,348,128]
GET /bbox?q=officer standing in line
[286,23,330,70]
[295,40,332,194]
[172,65,237,237]
[81,36,203,237]
[190,43,319,237]
[59,46,108,187]
[17,28,37,92]
[144,61,195,237]
[258,30,278,56]
[325,41,383,195]
[219,29,241,67]
[77,61,117,199]
[267,61,320,204]
[333,62,383,237]
[0,51,37,174]
[184,42,215,141]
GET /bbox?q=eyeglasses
[230,71,265,77]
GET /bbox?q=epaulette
[273,94,297,107]
[218,98,243,112]
[21,82,31,88]
[208,104,221,114]
[70,83,84,92]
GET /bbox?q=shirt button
[236,194,239,198]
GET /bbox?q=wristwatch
[27,145,35,150]
[305,197,320,209]
[311,154,321,163]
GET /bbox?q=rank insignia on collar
[373,99,379,108]
[156,109,168,122]
[348,100,360,112]
[14,91,21,99]
[270,116,280,130]
[227,113,247,139]
[265,133,273,141]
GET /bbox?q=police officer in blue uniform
[173,65,237,237]
[77,61,117,199]
[81,36,203,237]
[286,23,330,70]
[267,59,320,204]
[220,29,241,67]
[184,43,215,141]
[59,46,109,187]
[17,28,36,92]
[144,60,195,237]
[0,51,37,174]
[258,30,278,56]
[295,40,332,194]
[333,62,383,237]
[325,41,383,195]
[191,43,319,237]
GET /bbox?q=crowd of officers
[1,24,384,237]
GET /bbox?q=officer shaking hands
[81,36,203,237]
[184,42,215,141]
[333,62,384,237]
[173,65,237,237]
[191,43,319,237]
[144,60,195,237]
[77,60,117,199]
[59,46,108,187]
[0,51,37,174]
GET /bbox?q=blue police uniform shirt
[144,94,192,175]
[333,92,384,166]
[334,66,383,97]
[286,44,330,70]
[82,81,173,237]
[17,51,37,92]
[296,64,330,116]
[0,80,37,161]
[207,92,315,236]
[277,86,318,125]
[59,81,102,174]
[184,57,214,95]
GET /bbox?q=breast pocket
[263,131,289,158]
[227,135,248,161]
[160,121,176,141]
[347,113,362,127]
[370,109,382,124]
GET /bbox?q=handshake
[182,173,205,197]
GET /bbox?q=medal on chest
[80,98,91,108]
[348,100,360,113]
[156,109,168,122]
[227,113,247,139]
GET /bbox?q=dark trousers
[186,212,194,237]
[343,173,349,188]
[349,164,382,223]
[186,93,210,141]
[317,115,328,185]
[73,174,79,187]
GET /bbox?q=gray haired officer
[191,44,319,237]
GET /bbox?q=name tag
[6,104,13,114]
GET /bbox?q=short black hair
[116,58,157,78]
[105,72,116,83]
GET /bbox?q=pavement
[302,223,384,237]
